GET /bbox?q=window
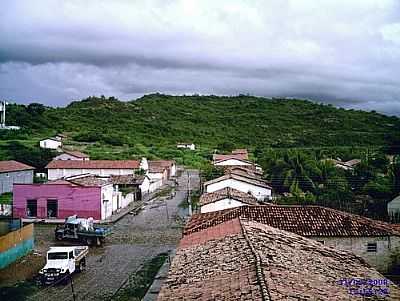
[26,200,37,217]
[47,199,58,218]
[367,242,377,252]
[69,251,74,259]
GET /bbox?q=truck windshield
[48,252,68,260]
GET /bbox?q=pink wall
[13,184,102,220]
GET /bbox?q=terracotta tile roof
[199,187,259,206]
[225,166,262,176]
[62,150,89,158]
[149,160,175,167]
[0,160,35,173]
[212,154,249,162]
[184,205,400,237]
[47,179,76,185]
[231,148,248,155]
[158,218,400,300]
[46,160,140,169]
[66,175,109,187]
[109,174,145,185]
[148,164,167,174]
[179,218,242,248]
[204,173,272,190]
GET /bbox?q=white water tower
[0,101,6,128]
[0,101,20,130]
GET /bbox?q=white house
[388,195,400,222]
[213,157,262,172]
[149,160,176,178]
[204,173,272,201]
[109,174,151,201]
[177,143,196,150]
[147,163,168,192]
[199,187,259,213]
[54,150,90,161]
[46,160,141,180]
[39,137,62,150]
[0,161,34,194]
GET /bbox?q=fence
[0,222,34,269]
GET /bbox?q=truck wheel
[77,259,86,272]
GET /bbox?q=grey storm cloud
[0,0,400,115]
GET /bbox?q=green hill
[1,94,400,167]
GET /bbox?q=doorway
[47,199,58,218]
[26,200,37,217]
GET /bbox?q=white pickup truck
[38,246,89,285]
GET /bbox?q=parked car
[38,246,89,285]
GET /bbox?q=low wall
[0,223,34,269]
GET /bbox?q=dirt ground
[0,169,199,301]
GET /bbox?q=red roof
[179,219,242,249]
[213,154,248,162]
[46,160,140,169]
[199,187,259,206]
[62,150,89,158]
[0,160,35,173]
[184,205,400,237]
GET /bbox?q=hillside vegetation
[1,94,400,221]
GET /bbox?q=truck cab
[39,246,88,285]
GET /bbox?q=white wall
[40,139,62,149]
[388,197,400,216]
[309,236,400,273]
[214,159,251,166]
[140,177,151,195]
[170,164,177,177]
[149,179,163,193]
[201,198,247,213]
[100,184,114,220]
[48,168,136,180]
[205,179,271,201]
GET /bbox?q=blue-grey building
[0,161,34,194]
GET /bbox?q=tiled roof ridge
[239,218,271,301]
[322,206,400,236]
[185,207,241,235]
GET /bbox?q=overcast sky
[1,0,400,115]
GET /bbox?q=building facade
[13,181,114,220]
[204,174,272,201]
[39,138,62,150]
[46,160,140,180]
[0,161,34,194]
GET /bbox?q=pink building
[13,176,115,220]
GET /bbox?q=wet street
[6,169,199,301]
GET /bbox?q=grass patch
[110,253,169,301]
[154,187,173,198]
[0,192,12,205]
[0,281,38,301]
